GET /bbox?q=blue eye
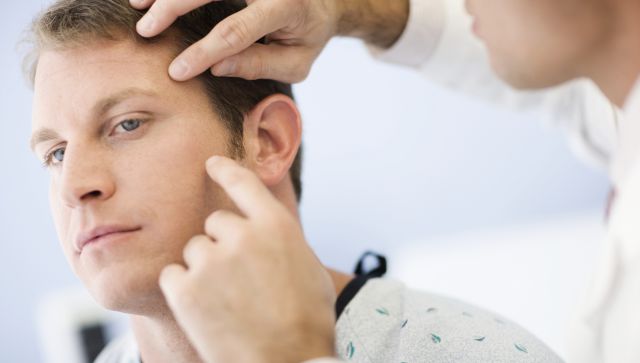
[43,147,65,167]
[53,148,65,162]
[120,119,141,132]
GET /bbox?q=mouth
[76,225,142,253]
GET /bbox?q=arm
[337,0,409,49]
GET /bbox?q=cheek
[121,132,229,241]
[49,180,69,246]
[49,180,81,271]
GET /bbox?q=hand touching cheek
[159,156,337,363]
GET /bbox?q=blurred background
[2,1,609,361]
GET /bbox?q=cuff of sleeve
[301,358,343,363]
[368,0,445,67]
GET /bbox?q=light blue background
[1,1,609,361]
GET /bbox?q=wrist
[336,0,409,49]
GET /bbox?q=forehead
[31,38,206,131]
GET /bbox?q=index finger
[205,156,281,219]
[135,0,218,38]
[169,1,296,80]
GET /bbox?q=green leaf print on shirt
[431,334,442,344]
[473,336,486,342]
[375,307,390,316]
[515,343,528,353]
[346,341,355,359]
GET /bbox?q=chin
[84,264,166,315]
[491,58,567,90]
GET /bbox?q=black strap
[335,251,387,319]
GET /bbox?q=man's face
[466,0,613,89]
[32,39,236,313]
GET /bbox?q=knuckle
[217,17,252,51]
[185,42,210,66]
[205,210,222,227]
[184,236,206,259]
[256,57,272,80]
[204,210,229,234]
[248,4,267,23]
[245,56,268,80]
[159,266,186,294]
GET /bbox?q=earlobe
[245,94,301,188]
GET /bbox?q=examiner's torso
[567,79,640,363]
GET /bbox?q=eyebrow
[30,87,158,151]
[29,128,60,152]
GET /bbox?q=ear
[243,94,302,188]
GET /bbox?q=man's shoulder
[94,332,139,363]
[335,277,564,363]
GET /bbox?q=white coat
[368,0,640,362]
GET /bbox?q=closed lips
[76,225,141,252]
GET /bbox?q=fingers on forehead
[138,0,212,37]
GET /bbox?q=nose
[59,144,116,208]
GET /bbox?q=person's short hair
[25,0,303,200]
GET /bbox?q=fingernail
[137,13,155,35]
[213,61,236,77]
[169,59,189,80]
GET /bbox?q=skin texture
[33,40,231,314]
[31,38,343,363]
[466,0,613,88]
[465,0,640,104]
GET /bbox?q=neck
[584,3,640,107]
[131,310,202,363]
[131,267,354,362]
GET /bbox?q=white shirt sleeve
[369,0,619,169]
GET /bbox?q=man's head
[28,0,303,314]
[465,0,628,90]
